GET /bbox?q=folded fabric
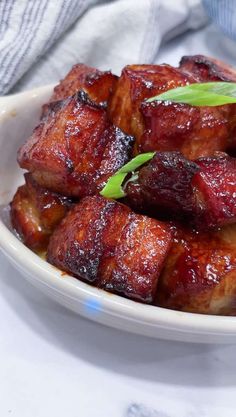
[0,0,208,95]
[0,0,99,95]
[203,0,236,41]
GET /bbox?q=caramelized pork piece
[109,58,236,159]
[125,152,236,229]
[193,154,236,228]
[50,63,118,105]
[179,55,236,82]
[156,224,236,315]
[47,195,172,302]
[18,91,134,197]
[140,100,231,159]
[126,152,199,216]
[179,55,236,153]
[10,174,73,251]
[123,181,146,213]
[109,64,193,143]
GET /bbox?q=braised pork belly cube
[123,181,146,213]
[18,91,134,197]
[10,174,73,251]
[193,154,236,229]
[47,195,172,303]
[108,64,193,143]
[125,152,200,220]
[179,55,236,82]
[125,152,199,217]
[125,152,236,230]
[140,100,231,159]
[156,224,236,315]
[179,55,236,152]
[49,63,117,105]
[109,58,236,159]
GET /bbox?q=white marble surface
[1,251,236,417]
[2,23,236,417]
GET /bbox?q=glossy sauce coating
[10,173,73,250]
[126,151,199,216]
[47,195,172,302]
[109,64,193,146]
[156,224,236,315]
[193,154,236,228]
[18,91,134,197]
[126,152,236,230]
[141,100,231,159]
[179,55,236,82]
[42,63,118,116]
[109,57,236,159]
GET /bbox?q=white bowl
[1,85,236,344]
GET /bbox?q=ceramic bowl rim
[1,85,236,340]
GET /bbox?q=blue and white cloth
[203,0,236,41]
[0,0,208,95]
[0,0,234,95]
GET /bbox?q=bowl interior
[2,86,236,343]
[0,86,53,206]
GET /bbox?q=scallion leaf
[100,152,155,199]
[146,82,236,106]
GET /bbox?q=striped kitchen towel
[0,0,208,95]
[203,0,236,41]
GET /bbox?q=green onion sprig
[146,82,236,106]
[100,152,155,199]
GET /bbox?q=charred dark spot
[74,90,104,110]
[65,158,74,173]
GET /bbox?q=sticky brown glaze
[109,58,236,159]
[10,174,73,251]
[125,152,199,218]
[18,91,134,197]
[46,63,118,107]
[140,100,231,159]
[47,195,172,303]
[193,154,236,229]
[125,152,236,230]
[179,54,236,152]
[108,64,194,146]
[156,224,236,315]
[123,181,146,213]
[179,55,236,82]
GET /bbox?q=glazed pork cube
[109,57,236,159]
[125,151,200,219]
[47,195,172,303]
[126,152,236,230]
[125,151,199,217]
[140,100,231,159]
[179,55,236,152]
[179,55,236,82]
[10,174,73,251]
[18,91,134,197]
[47,63,118,107]
[108,64,192,143]
[193,154,236,229]
[156,224,236,315]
